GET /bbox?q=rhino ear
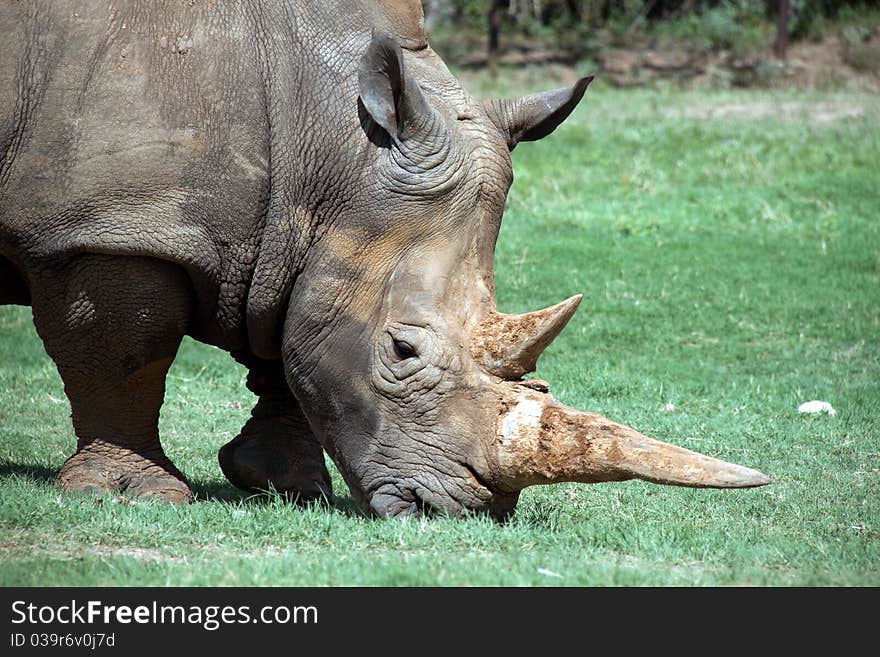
[358,30,433,144]
[485,76,594,150]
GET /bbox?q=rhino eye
[392,338,418,360]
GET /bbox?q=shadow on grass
[0,460,56,483]
[179,475,367,517]
[0,459,366,517]
[189,478,250,503]
[0,459,247,501]
[195,481,366,517]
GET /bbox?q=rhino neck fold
[243,1,428,361]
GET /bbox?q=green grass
[2,85,879,586]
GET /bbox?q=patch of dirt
[598,34,880,91]
[94,545,176,561]
[0,540,179,562]
[0,537,312,563]
[666,99,868,124]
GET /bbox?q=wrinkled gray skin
[0,0,591,517]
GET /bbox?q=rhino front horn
[490,387,771,493]
[471,295,582,379]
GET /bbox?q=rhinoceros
[0,0,769,518]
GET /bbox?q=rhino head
[279,33,770,518]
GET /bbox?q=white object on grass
[798,400,836,416]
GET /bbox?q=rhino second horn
[490,387,772,493]
[471,294,582,379]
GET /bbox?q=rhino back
[0,0,426,352]
[0,1,272,347]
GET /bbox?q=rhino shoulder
[372,0,427,50]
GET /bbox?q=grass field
[1,83,878,586]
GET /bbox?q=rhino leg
[218,356,332,503]
[30,254,193,503]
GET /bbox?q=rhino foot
[57,441,192,504]
[218,425,333,504]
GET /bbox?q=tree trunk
[488,0,503,76]
[489,0,503,59]
[774,0,790,59]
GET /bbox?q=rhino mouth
[362,458,516,520]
